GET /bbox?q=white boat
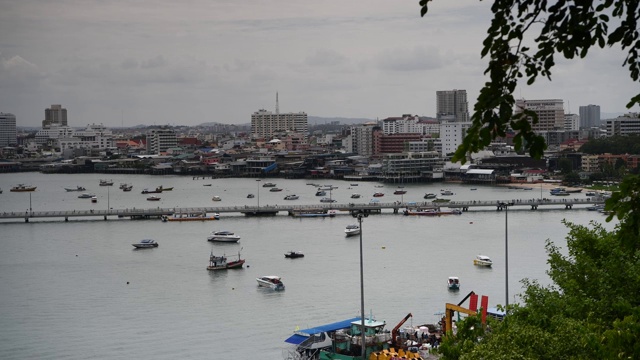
[320,197,336,203]
[91,196,98,203]
[350,193,361,199]
[132,239,158,248]
[344,224,361,237]
[78,193,95,199]
[256,275,285,290]
[440,189,454,196]
[212,195,222,201]
[99,179,114,186]
[447,276,460,290]
[207,230,240,243]
[315,190,326,196]
[262,182,276,187]
[473,255,493,267]
[284,194,299,200]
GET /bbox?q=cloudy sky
[1,0,637,128]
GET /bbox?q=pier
[0,197,606,223]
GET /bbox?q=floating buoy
[382,246,386,249]
[470,222,473,224]
[232,288,235,290]
[126,281,130,285]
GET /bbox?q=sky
[1,0,638,128]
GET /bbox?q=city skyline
[1,1,638,128]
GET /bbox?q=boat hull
[473,259,493,267]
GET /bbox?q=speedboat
[424,193,437,199]
[78,193,95,199]
[394,190,407,195]
[350,193,361,199]
[132,239,158,248]
[65,186,86,192]
[247,193,255,198]
[91,196,98,203]
[373,192,384,197]
[448,276,460,290]
[441,189,454,196]
[99,179,114,186]
[207,250,245,270]
[284,251,304,259]
[10,184,37,192]
[344,224,361,237]
[256,275,285,290]
[473,255,493,267]
[315,190,326,196]
[212,195,222,201]
[284,194,299,200]
[262,182,276,187]
[207,230,240,243]
[320,197,336,203]
[146,196,161,201]
[269,187,283,192]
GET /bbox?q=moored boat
[247,193,255,198]
[284,251,304,259]
[207,250,245,270]
[290,210,336,218]
[262,182,276,187]
[64,186,86,192]
[320,197,336,203]
[207,230,240,243]
[393,190,407,195]
[404,208,462,216]
[423,193,437,199]
[440,189,454,196]
[162,212,219,222]
[122,185,133,192]
[99,179,114,186]
[350,193,361,199]
[372,192,384,197]
[315,190,326,196]
[270,187,283,192]
[284,194,299,200]
[132,239,158,248]
[78,193,95,199]
[448,276,460,290]
[473,255,493,267]
[344,224,361,237]
[146,196,161,201]
[10,184,37,192]
[212,195,222,201]
[91,196,98,203]
[256,275,284,290]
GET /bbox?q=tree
[419,0,640,163]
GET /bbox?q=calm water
[0,173,617,359]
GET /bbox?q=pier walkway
[0,197,606,223]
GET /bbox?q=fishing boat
[78,193,95,199]
[10,184,37,192]
[64,186,86,192]
[146,196,161,201]
[99,179,114,186]
[207,230,240,243]
[344,224,361,237]
[473,255,493,267]
[262,182,276,188]
[448,276,460,290]
[206,250,245,270]
[132,239,159,249]
[284,251,304,259]
[256,276,285,290]
[162,212,220,222]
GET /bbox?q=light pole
[500,202,514,309]
[256,179,261,208]
[354,210,368,359]
[107,186,110,213]
[29,192,32,214]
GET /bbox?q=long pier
[0,197,606,223]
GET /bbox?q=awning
[284,334,307,345]
[283,317,361,344]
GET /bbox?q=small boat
[141,186,171,194]
[284,194,299,200]
[315,190,326,196]
[393,190,407,195]
[91,196,98,203]
[99,179,114,186]
[448,276,460,290]
[132,239,159,249]
[262,182,276,187]
[473,255,493,267]
[350,183,358,186]
[284,251,304,259]
[565,188,582,193]
[350,193,361,199]
[160,186,173,191]
[203,184,212,187]
[269,187,283,192]
[207,230,240,243]
[424,193,437,199]
[320,197,336,203]
[375,185,384,188]
[119,183,128,189]
[432,198,451,203]
[146,196,161,201]
[344,224,361,237]
[122,185,133,192]
[247,193,255,198]
[64,186,86,192]
[552,191,570,196]
[162,212,220,222]
[212,195,222,201]
[523,187,533,190]
[256,276,285,290]
[585,191,596,196]
[10,184,37,192]
[78,193,95,199]
[373,192,384,197]
[440,189,454,196]
[207,250,245,270]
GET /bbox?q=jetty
[0,197,606,223]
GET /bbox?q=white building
[251,93,308,140]
[146,127,178,154]
[564,113,580,131]
[605,113,640,136]
[436,89,469,122]
[35,124,76,145]
[349,123,377,156]
[440,120,472,157]
[579,104,601,128]
[0,112,17,147]
[381,114,440,135]
[515,99,565,131]
[58,124,114,151]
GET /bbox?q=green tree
[419,0,640,163]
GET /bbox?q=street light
[256,179,261,208]
[500,202,514,309]
[352,210,368,359]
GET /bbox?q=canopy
[284,317,361,344]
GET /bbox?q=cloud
[305,49,348,67]
[374,46,444,72]
[0,54,46,87]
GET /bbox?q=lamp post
[353,210,368,359]
[256,179,261,208]
[29,192,32,214]
[107,186,110,213]
[500,202,514,309]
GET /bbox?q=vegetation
[580,135,640,155]
[419,0,640,164]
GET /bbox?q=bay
[0,173,617,359]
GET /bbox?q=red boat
[373,192,384,197]
[207,250,245,270]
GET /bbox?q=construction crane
[391,313,413,348]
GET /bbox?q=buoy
[470,222,473,224]
[75,254,78,257]
[126,282,129,285]
[382,246,386,249]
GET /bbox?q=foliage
[580,135,640,155]
[419,0,640,164]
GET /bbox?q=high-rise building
[440,120,472,157]
[514,99,565,131]
[146,127,177,154]
[579,104,601,128]
[43,104,68,128]
[436,90,469,122]
[564,113,580,131]
[0,112,17,147]
[605,113,640,136]
[251,93,308,140]
[349,123,378,156]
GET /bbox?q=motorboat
[473,255,493,267]
[344,224,361,237]
[207,250,245,270]
[424,193,437,199]
[284,251,304,259]
[256,275,285,290]
[99,179,114,186]
[551,190,570,196]
[122,185,133,192]
[162,212,219,222]
[141,186,163,194]
[448,276,460,290]
[78,193,95,199]
[350,183,359,186]
[315,190,326,196]
[319,197,336,203]
[262,182,276,187]
[350,193,361,199]
[132,239,158,248]
[10,184,37,192]
[203,184,212,186]
[91,196,98,203]
[269,187,283,192]
[146,196,161,201]
[64,186,86,192]
[440,189,454,196]
[247,193,255,198]
[394,190,407,195]
[284,194,299,200]
[212,195,222,201]
[207,230,240,243]
[373,192,384,197]
[585,191,597,196]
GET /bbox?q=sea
[0,173,617,360]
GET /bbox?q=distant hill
[308,116,376,125]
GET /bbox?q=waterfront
[0,173,617,359]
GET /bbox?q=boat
[523,187,533,190]
[290,210,337,218]
[146,196,161,201]
[207,230,240,243]
[585,191,597,196]
[247,193,255,198]
[99,179,114,186]
[119,183,129,189]
[473,255,493,267]
[78,193,95,199]
[551,190,570,196]
[262,182,276,187]
[122,185,133,192]
[372,192,384,197]
[162,212,220,222]
[270,187,283,192]
[315,190,326,196]
[566,188,582,193]
[423,193,437,199]
[212,195,222,201]
[350,193,361,199]
[587,204,605,211]
[203,184,212,186]
[132,239,159,248]
[10,184,37,192]
[350,183,359,186]
[448,276,460,290]
[160,186,173,191]
[344,224,361,237]
[284,251,304,259]
[64,186,86,192]
[91,196,98,203]
[256,275,285,290]
[440,189,454,196]
[141,186,171,194]
[470,188,478,191]
[393,190,407,195]
[207,250,245,270]
[403,208,462,216]
[432,198,451,203]
[320,197,336,203]
[284,194,299,200]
